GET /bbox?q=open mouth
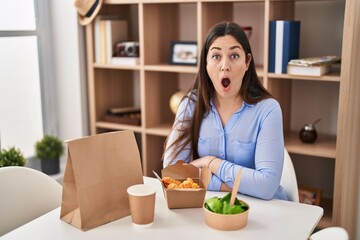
[221,78,230,88]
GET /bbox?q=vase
[41,158,60,175]
[299,124,317,143]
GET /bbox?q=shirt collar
[210,98,255,114]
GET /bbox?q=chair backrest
[309,227,349,240]
[0,166,62,235]
[280,148,299,202]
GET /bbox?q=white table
[2,177,323,240]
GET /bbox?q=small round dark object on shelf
[299,124,318,143]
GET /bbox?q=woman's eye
[212,54,220,60]
[231,53,240,59]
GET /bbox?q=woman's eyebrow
[210,46,221,51]
[210,45,242,51]
[230,45,242,50]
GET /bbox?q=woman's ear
[246,53,252,69]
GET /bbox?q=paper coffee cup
[127,184,156,225]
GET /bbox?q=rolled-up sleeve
[216,102,284,200]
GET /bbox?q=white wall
[48,2,89,167]
[49,2,88,139]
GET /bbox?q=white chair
[0,166,62,235]
[309,227,349,240]
[280,148,299,202]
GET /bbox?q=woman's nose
[221,60,230,71]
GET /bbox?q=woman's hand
[190,156,219,169]
[190,156,213,168]
[190,157,232,192]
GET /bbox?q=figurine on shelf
[169,91,186,114]
[299,118,321,143]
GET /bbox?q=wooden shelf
[285,131,336,158]
[144,64,198,73]
[317,197,333,229]
[105,0,142,4]
[96,121,143,133]
[268,69,340,82]
[145,124,172,137]
[144,64,264,76]
[255,65,264,77]
[93,63,141,70]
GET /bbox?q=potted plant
[0,146,27,167]
[35,135,64,175]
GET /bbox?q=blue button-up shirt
[164,95,287,200]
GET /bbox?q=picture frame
[169,41,198,66]
[298,186,322,206]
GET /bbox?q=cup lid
[127,184,156,196]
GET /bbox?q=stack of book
[268,20,301,74]
[94,16,128,64]
[287,56,341,77]
[102,106,141,126]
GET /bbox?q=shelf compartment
[201,1,265,65]
[143,2,197,66]
[144,71,195,128]
[93,69,141,125]
[143,135,167,176]
[317,197,333,229]
[285,131,336,158]
[93,4,139,66]
[96,3,139,42]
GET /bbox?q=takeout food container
[158,161,207,209]
[203,199,250,231]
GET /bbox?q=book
[274,21,284,73]
[94,16,114,64]
[102,114,141,126]
[100,20,107,64]
[287,64,331,77]
[287,56,340,76]
[104,106,141,125]
[288,56,340,67]
[104,20,128,64]
[94,17,102,63]
[269,20,300,74]
[108,106,141,115]
[93,16,128,64]
[111,57,140,65]
[268,21,276,73]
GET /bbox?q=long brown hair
[163,22,272,162]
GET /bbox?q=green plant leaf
[0,147,27,167]
[222,201,244,214]
[205,197,223,214]
[35,135,64,160]
[205,192,248,215]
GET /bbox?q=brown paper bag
[60,130,143,231]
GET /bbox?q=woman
[163,22,287,200]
